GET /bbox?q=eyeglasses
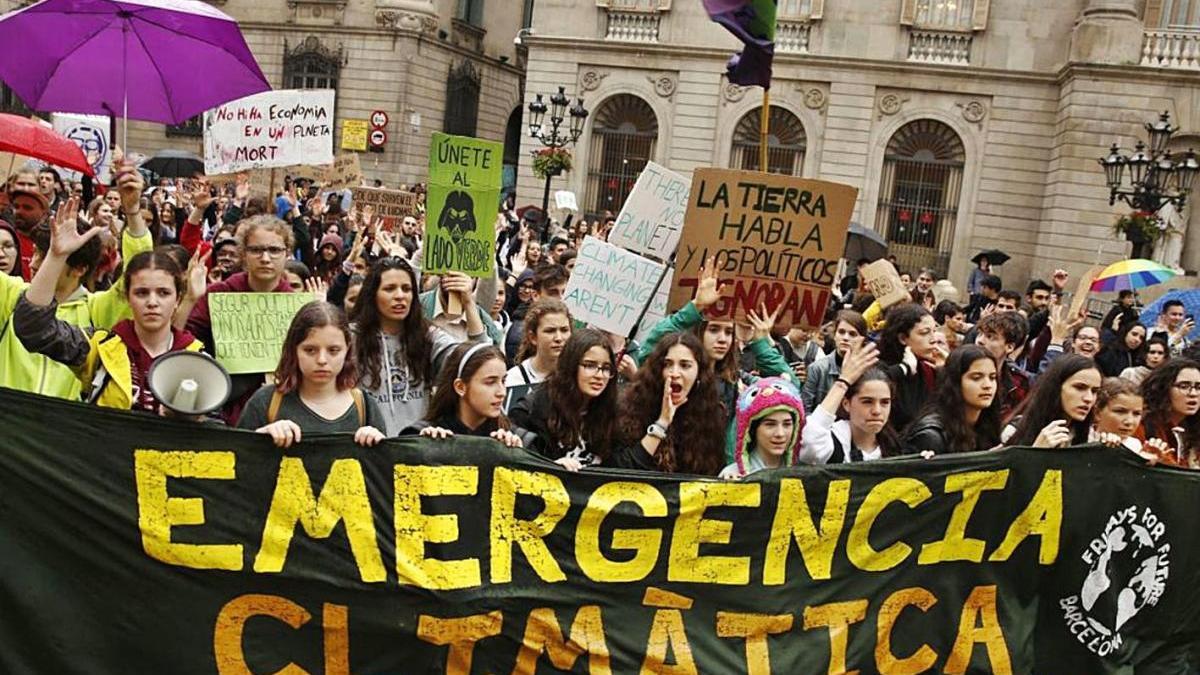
[1172,382,1200,394]
[579,361,614,377]
[245,245,288,258]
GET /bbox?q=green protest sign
[424,132,501,278]
[1,385,1198,673]
[209,292,311,374]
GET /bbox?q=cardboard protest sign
[554,190,578,211]
[325,153,364,190]
[51,112,111,183]
[209,292,312,374]
[608,160,690,261]
[423,132,502,278]
[204,89,335,174]
[668,169,856,329]
[562,236,666,335]
[1069,265,1105,320]
[351,186,416,230]
[635,266,674,344]
[862,258,911,309]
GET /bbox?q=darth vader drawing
[437,190,476,243]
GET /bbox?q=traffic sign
[369,128,388,147]
[370,110,389,128]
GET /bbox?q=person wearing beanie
[314,232,344,284]
[720,376,806,479]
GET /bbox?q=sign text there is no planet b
[667,168,855,330]
[607,161,690,260]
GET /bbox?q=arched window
[283,37,342,91]
[730,105,806,175]
[585,94,658,215]
[874,119,965,277]
[444,60,481,137]
[502,106,522,196]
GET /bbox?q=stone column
[1069,0,1143,65]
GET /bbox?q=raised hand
[747,300,783,343]
[694,256,722,311]
[841,342,880,383]
[305,276,328,303]
[115,162,144,214]
[184,247,208,301]
[555,456,583,472]
[1052,269,1069,291]
[188,179,213,212]
[49,196,103,258]
[658,378,685,428]
[440,271,475,308]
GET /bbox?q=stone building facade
[1,0,530,190]
[518,0,1200,291]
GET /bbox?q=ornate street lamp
[1099,110,1198,258]
[528,85,588,240]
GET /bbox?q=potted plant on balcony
[532,147,572,180]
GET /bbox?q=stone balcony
[907,28,972,66]
[777,20,812,54]
[1141,30,1200,70]
[603,9,662,42]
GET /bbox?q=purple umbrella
[0,0,269,140]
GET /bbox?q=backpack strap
[267,389,284,424]
[351,388,365,427]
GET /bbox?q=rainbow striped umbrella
[1090,259,1178,292]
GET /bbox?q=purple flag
[701,0,777,89]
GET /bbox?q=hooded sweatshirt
[719,377,806,479]
[0,219,25,279]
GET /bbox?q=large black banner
[0,386,1198,673]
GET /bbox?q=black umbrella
[843,222,887,262]
[971,248,1010,266]
[140,149,205,178]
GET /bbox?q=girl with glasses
[509,329,619,470]
[1136,358,1200,467]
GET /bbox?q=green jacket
[634,301,798,462]
[0,229,152,398]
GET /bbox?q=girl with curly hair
[1136,358,1200,468]
[350,256,488,435]
[903,345,1001,455]
[879,303,943,431]
[615,331,726,475]
[509,328,619,470]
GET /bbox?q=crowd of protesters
[1,155,1198,478]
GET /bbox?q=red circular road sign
[369,128,388,146]
[370,110,389,128]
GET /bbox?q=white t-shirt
[505,358,549,388]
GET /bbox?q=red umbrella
[0,113,93,176]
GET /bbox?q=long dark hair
[879,303,932,365]
[1005,355,1099,447]
[1141,358,1200,452]
[542,328,619,459]
[916,345,1001,453]
[273,301,357,395]
[619,331,725,475]
[424,343,510,429]
[1102,320,1146,359]
[692,320,740,384]
[838,367,902,457]
[350,257,434,390]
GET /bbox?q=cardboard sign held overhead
[204,89,335,174]
[423,132,502,278]
[325,153,364,190]
[667,169,856,330]
[1068,265,1104,321]
[562,236,666,336]
[861,259,911,309]
[608,161,690,261]
[351,186,416,230]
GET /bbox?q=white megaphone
[147,351,232,417]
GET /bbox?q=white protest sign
[634,266,673,345]
[607,161,690,260]
[51,112,111,183]
[563,236,665,336]
[554,190,578,211]
[204,89,335,175]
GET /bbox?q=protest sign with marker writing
[668,169,855,329]
[204,89,335,174]
[424,132,501,278]
[563,236,666,335]
[607,160,690,261]
[351,186,415,230]
[209,293,312,374]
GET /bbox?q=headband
[456,343,491,381]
